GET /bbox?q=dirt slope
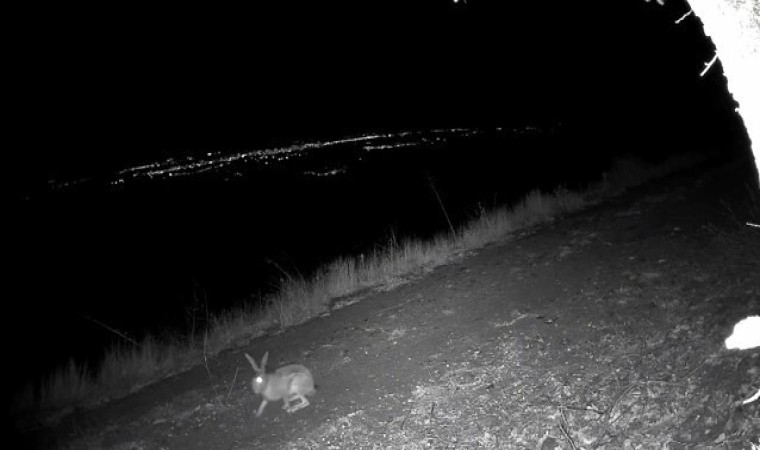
[34,161,760,449]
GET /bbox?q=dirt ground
[27,160,760,449]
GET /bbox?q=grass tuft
[18,151,709,425]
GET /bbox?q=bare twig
[267,258,297,285]
[79,313,142,348]
[226,366,239,404]
[558,407,578,449]
[599,383,639,439]
[678,352,722,381]
[675,9,693,24]
[561,405,604,415]
[203,330,220,399]
[740,387,760,405]
[427,173,456,237]
[700,52,719,77]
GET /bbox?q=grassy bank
[14,152,711,425]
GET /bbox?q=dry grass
[18,152,708,424]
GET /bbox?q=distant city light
[40,126,554,190]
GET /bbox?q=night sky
[9,0,743,192]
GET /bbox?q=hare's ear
[261,351,269,371]
[245,353,260,372]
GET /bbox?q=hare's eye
[255,376,264,384]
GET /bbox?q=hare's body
[725,315,760,350]
[245,352,316,417]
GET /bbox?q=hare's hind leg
[286,393,310,412]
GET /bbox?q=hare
[725,315,760,350]
[725,316,760,405]
[245,351,316,417]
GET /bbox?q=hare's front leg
[255,399,269,417]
